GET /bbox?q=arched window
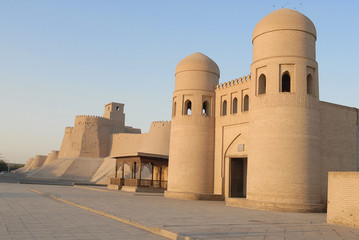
[124,163,131,179]
[222,100,227,116]
[243,95,249,111]
[173,102,176,117]
[232,98,238,114]
[258,74,266,94]
[281,72,291,92]
[184,100,192,115]
[202,101,209,116]
[141,163,152,180]
[307,74,313,94]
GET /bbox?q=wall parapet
[152,120,171,124]
[75,115,108,120]
[151,120,171,128]
[215,75,251,91]
[75,115,112,124]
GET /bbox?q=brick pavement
[0,182,166,240]
[1,175,359,240]
[27,183,359,240]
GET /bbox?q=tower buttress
[246,9,323,211]
[166,52,220,198]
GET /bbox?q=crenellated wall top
[151,120,171,125]
[76,115,106,120]
[215,75,251,91]
[75,115,112,122]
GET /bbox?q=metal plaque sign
[237,144,245,152]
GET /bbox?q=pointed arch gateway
[223,133,247,198]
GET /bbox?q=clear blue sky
[1,0,358,164]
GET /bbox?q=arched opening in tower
[282,72,291,92]
[202,101,209,116]
[258,74,266,94]
[173,102,176,117]
[184,100,192,115]
[307,74,313,94]
[222,100,227,116]
[243,95,249,111]
[233,98,238,114]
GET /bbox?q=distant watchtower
[103,102,125,133]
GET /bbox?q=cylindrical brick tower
[165,52,220,198]
[247,9,323,211]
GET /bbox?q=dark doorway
[230,158,247,198]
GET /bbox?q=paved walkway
[0,182,166,240]
[0,176,359,239]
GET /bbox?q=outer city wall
[109,121,171,157]
[319,102,359,204]
[28,155,47,169]
[58,127,73,158]
[58,115,113,158]
[42,150,59,166]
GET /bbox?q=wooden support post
[138,162,142,187]
[131,162,134,179]
[121,162,124,179]
[139,162,142,180]
[151,163,154,186]
[115,159,118,178]
[159,165,162,188]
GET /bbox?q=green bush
[10,164,24,171]
[0,160,8,172]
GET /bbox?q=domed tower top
[175,52,220,77]
[252,8,316,42]
[252,8,317,63]
[174,52,219,91]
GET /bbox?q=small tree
[0,160,8,172]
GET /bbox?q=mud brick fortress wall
[327,172,359,228]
